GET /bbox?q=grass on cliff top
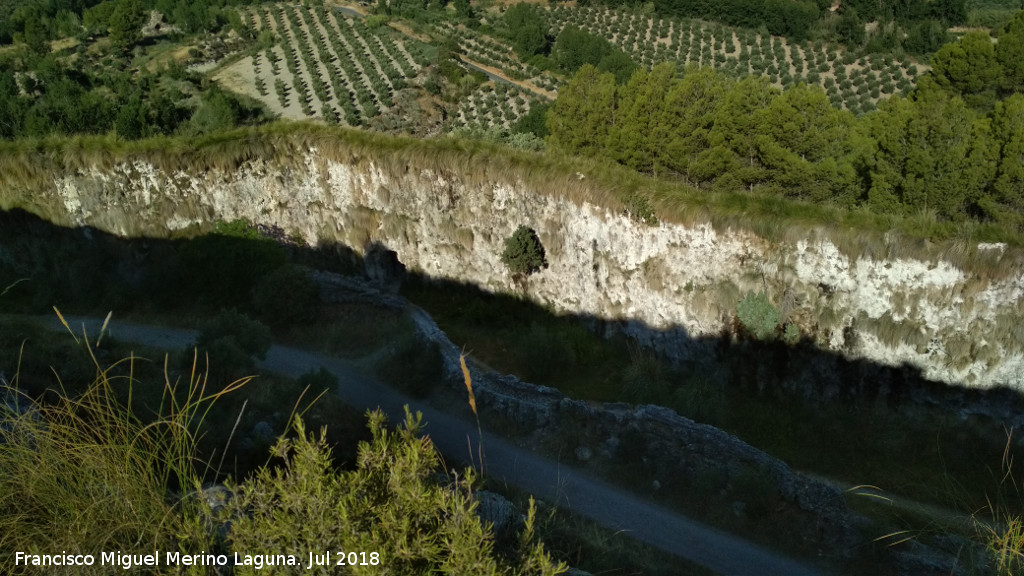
[0,122,1021,279]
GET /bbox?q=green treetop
[930,30,1001,108]
[997,12,1024,95]
[109,0,146,53]
[545,65,616,158]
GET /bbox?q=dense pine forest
[547,33,1024,226]
[2,0,1022,234]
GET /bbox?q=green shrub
[622,347,670,403]
[365,14,389,28]
[375,334,445,398]
[623,193,658,225]
[252,265,320,328]
[512,322,582,383]
[295,366,339,391]
[783,323,800,345]
[501,225,547,277]
[669,374,726,425]
[198,309,272,360]
[737,291,780,340]
[194,309,273,382]
[224,410,566,576]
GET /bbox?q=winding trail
[24,314,827,576]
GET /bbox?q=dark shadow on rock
[2,205,1022,431]
[3,207,1023,572]
[363,241,406,293]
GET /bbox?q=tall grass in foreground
[0,321,247,575]
[977,434,1024,575]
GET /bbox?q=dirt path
[458,57,556,100]
[25,313,827,576]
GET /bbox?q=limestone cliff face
[39,147,1024,390]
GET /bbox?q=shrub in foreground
[0,344,565,575]
[224,409,567,575]
[0,360,227,575]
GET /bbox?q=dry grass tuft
[0,313,248,575]
[975,433,1024,576]
[461,352,476,417]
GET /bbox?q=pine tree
[930,31,1001,101]
[991,94,1024,214]
[546,65,617,158]
[756,84,857,202]
[657,67,729,183]
[109,0,146,52]
[610,62,675,175]
[696,76,779,190]
[864,88,994,219]
[997,11,1024,95]
[22,11,50,56]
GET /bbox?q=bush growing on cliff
[737,291,780,340]
[501,226,547,278]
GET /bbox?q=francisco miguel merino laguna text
[13,551,357,570]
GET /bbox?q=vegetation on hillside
[5,1,1024,573]
[546,19,1024,229]
[3,0,1021,237]
[590,0,972,45]
[0,316,566,575]
[541,5,924,113]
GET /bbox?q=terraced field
[218,0,431,125]
[449,82,545,132]
[215,1,930,129]
[545,4,928,114]
[440,22,562,93]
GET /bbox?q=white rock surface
[41,149,1024,390]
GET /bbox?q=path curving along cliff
[28,313,829,576]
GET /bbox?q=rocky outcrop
[10,143,1024,390]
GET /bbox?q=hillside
[3,123,1023,389]
[3,1,1024,574]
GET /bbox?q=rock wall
[31,147,1024,390]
